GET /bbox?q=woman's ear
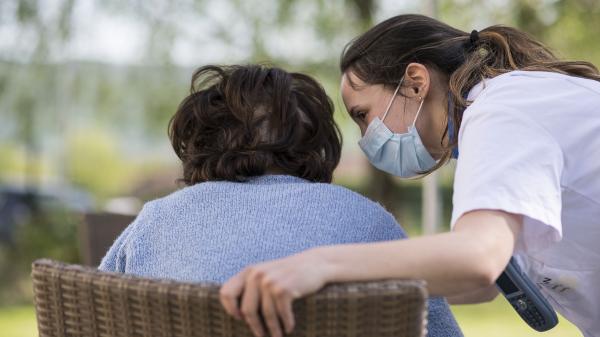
[404,63,430,99]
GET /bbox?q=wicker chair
[32,259,428,337]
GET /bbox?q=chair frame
[32,259,427,337]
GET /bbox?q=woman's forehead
[341,71,367,91]
[341,72,386,105]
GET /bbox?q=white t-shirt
[451,70,600,337]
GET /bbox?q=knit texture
[100,174,462,337]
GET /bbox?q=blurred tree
[2,0,389,200]
[342,0,400,207]
[2,0,599,308]
[1,0,76,197]
[438,0,600,66]
[65,128,133,200]
[2,0,599,205]
[543,0,600,64]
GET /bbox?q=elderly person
[99,64,462,337]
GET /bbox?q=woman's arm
[446,284,499,305]
[320,210,522,295]
[220,209,522,337]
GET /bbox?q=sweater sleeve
[356,200,407,242]
[98,220,135,272]
[98,203,152,272]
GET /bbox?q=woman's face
[340,65,449,159]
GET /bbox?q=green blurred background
[1,0,598,336]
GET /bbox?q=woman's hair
[168,64,342,185]
[340,14,600,172]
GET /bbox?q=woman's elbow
[468,236,514,287]
[476,262,503,288]
[455,210,523,288]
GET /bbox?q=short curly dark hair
[168,64,342,185]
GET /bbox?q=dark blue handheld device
[496,257,559,331]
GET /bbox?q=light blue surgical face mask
[358,78,437,178]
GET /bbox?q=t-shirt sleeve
[451,104,564,253]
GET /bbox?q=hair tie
[467,29,480,52]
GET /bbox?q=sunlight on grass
[0,305,37,337]
[0,299,584,337]
[451,297,582,337]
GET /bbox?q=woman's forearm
[316,210,521,297]
[315,231,492,296]
[447,284,499,305]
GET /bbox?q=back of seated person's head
[169,64,342,185]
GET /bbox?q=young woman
[220,15,600,337]
[99,64,463,337]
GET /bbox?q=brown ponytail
[341,14,600,173]
[449,26,600,165]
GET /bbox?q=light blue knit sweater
[99,174,462,337]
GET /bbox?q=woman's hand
[219,248,332,337]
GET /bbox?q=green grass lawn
[0,299,582,337]
[0,305,37,337]
[451,297,582,337]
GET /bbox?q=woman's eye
[356,111,367,121]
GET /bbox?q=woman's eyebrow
[347,75,365,91]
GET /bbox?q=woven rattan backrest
[32,259,427,337]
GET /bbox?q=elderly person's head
[168,65,342,184]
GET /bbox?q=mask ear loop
[381,78,404,122]
[411,96,425,127]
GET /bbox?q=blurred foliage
[544,0,600,64]
[0,207,80,305]
[0,0,599,318]
[65,128,133,200]
[0,145,27,179]
[0,144,50,184]
[438,0,600,66]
